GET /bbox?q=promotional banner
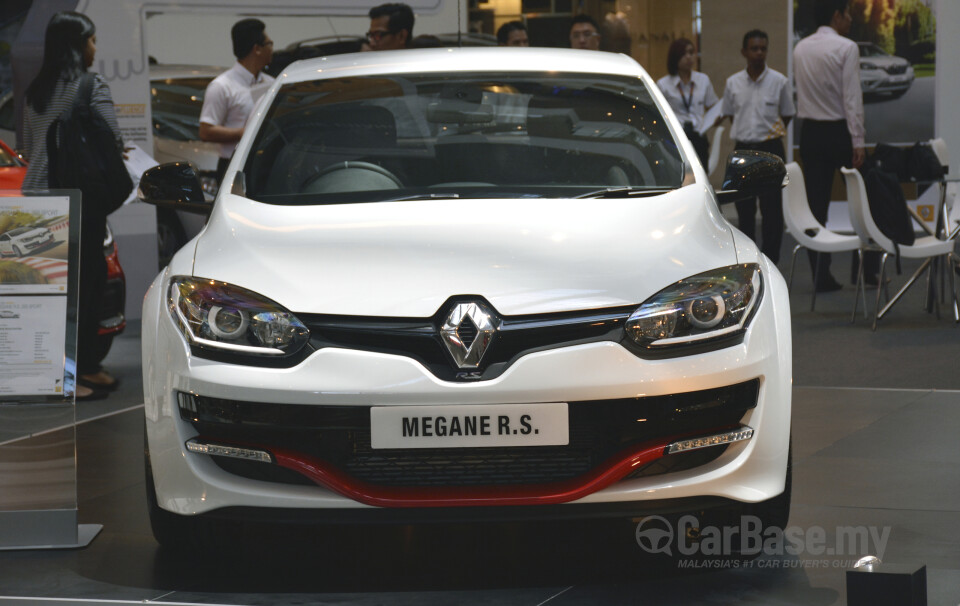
[0,195,70,397]
[794,0,937,145]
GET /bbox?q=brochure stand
[0,189,101,549]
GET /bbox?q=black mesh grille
[457,316,479,350]
[181,379,759,489]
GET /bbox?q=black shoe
[815,276,843,293]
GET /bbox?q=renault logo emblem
[440,302,498,368]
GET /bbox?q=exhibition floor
[1,241,960,606]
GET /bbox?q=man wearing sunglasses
[366,3,415,51]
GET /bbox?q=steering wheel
[302,161,403,194]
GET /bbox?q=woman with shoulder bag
[22,12,125,400]
[657,38,719,168]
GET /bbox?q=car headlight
[625,264,762,350]
[168,277,309,356]
[860,62,879,70]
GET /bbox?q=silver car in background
[858,42,914,98]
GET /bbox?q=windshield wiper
[384,193,461,201]
[575,187,674,199]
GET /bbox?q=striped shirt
[21,73,123,191]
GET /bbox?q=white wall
[935,0,958,177]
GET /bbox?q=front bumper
[143,261,792,517]
[861,70,914,94]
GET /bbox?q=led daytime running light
[666,427,754,454]
[186,439,274,463]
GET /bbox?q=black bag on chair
[860,165,915,273]
[871,143,908,181]
[905,142,945,182]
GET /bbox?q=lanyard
[677,81,694,113]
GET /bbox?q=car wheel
[144,426,240,552]
[740,440,792,534]
[156,209,187,270]
[13,245,23,257]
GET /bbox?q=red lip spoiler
[190,425,748,508]
[268,440,672,508]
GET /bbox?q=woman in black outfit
[22,12,123,399]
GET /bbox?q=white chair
[782,162,864,312]
[707,125,725,176]
[929,138,960,237]
[841,167,958,329]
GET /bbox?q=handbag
[46,72,133,215]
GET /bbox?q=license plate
[370,403,569,449]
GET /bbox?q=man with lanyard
[199,18,275,186]
[721,29,795,264]
[794,0,864,291]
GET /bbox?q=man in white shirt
[497,21,529,47]
[366,4,415,51]
[721,29,795,264]
[794,0,864,291]
[199,18,275,185]
[569,15,601,51]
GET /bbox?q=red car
[0,139,126,362]
[0,140,26,189]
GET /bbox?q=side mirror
[138,162,212,215]
[715,150,787,205]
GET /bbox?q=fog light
[666,426,754,454]
[185,439,273,463]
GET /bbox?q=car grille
[885,64,907,75]
[179,379,759,489]
[298,300,635,382]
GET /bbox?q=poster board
[0,189,101,549]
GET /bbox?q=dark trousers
[734,138,786,264]
[77,220,108,375]
[799,119,853,280]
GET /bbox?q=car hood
[862,56,908,68]
[191,186,738,317]
[16,227,49,240]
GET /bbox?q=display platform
[0,239,958,606]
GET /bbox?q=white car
[139,48,792,551]
[858,42,915,98]
[0,225,55,257]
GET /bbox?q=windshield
[151,76,216,141]
[242,71,684,204]
[858,44,888,58]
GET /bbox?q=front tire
[144,426,240,552]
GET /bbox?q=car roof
[149,64,227,80]
[277,47,646,84]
